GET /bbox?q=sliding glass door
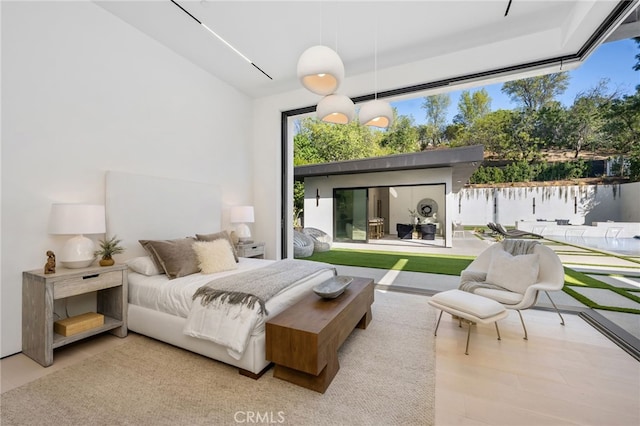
[334,188,368,242]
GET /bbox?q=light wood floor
[2,306,638,425]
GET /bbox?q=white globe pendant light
[316,94,355,124]
[359,99,393,128]
[297,45,345,96]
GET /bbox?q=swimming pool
[553,236,640,256]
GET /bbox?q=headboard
[105,171,222,260]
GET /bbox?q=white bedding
[128,258,335,352]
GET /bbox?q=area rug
[1,290,435,426]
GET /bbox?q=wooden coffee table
[265,277,374,393]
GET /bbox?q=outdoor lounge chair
[302,227,332,252]
[488,222,542,239]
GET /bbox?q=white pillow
[485,249,539,294]
[126,256,163,276]
[193,239,238,274]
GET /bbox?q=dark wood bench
[265,277,374,393]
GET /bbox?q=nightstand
[22,263,128,367]
[236,242,265,259]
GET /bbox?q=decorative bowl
[313,276,353,299]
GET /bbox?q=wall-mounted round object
[417,198,438,218]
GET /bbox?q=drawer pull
[83,274,99,280]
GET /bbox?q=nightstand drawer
[241,246,263,257]
[236,242,265,258]
[54,270,123,299]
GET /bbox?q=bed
[105,171,336,377]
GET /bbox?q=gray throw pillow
[138,237,199,279]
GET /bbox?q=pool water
[555,236,640,256]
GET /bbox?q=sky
[391,38,640,125]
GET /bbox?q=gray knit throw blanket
[192,259,337,316]
[459,240,540,293]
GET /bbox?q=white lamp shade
[230,206,254,223]
[48,204,105,268]
[297,45,345,95]
[359,99,394,128]
[48,204,106,235]
[317,94,355,124]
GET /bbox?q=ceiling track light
[297,45,345,95]
[316,94,355,124]
[170,0,272,80]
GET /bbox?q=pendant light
[297,45,345,96]
[358,21,393,129]
[317,93,355,124]
[359,99,393,128]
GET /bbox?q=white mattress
[128,257,334,335]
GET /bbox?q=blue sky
[391,38,639,125]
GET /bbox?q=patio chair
[488,222,542,239]
[302,227,332,252]
[453,221,465,238]
[293,230,314,258]
[458,240,565,339]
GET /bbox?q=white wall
[1,2,254,357]
[620,182,640,222]
[453,183,637,228]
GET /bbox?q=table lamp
[48,204,106,268]
[230,206,254,243]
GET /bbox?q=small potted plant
[94,235,125,266]
[408,209,421,239]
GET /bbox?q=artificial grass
[307,248,474,276]
[306,247,640,314]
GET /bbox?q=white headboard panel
[105,171,222,259]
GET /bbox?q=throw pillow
[485,249,539,294]
[196,230,239,262]
[126,256,162,276]
[138,237,199,279]
[193,239,238,274]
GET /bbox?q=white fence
[452,182,640,234]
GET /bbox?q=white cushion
[126,256,162,276]
[486,249,539,294]
[192,239,238,274]
[430,290,505,320]
[474,288,524,305]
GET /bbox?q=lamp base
[60,235,96,269]
[235,223,252,244]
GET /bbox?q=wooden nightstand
[22,263,128,367]
[236,242,265,259]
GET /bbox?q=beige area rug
[1,290,435,426]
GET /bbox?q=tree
[501,73,570,111]
[563,80,616,158]
[378,112,420,153]
[634,37,640,72]
[453,89,491,127]
[603,88,640,179]
[421,93,451,146]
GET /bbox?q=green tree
[501,73,570,111]
[563,80,615,158]
[379,112,420,153]
[453,89,491,127]
[603,88,640,179]
[421,93,451,146]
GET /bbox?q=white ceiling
[96,1,638,100]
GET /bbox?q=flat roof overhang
[294,145,484,193]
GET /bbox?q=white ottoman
[428,289,508,355]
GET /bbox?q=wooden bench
[265,277,374,393]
